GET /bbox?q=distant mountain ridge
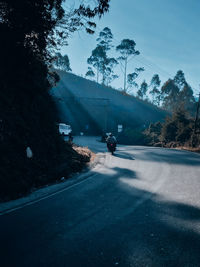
[51,71,166,135]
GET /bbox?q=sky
[61,0,200,95]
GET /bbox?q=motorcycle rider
[106,133,117,150]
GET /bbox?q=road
[1,137,200,267]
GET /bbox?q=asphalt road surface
[1,137,200,267]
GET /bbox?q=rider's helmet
[109,133,113,137]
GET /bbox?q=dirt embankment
[153,141,200,154]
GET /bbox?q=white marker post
[118,125,123,133]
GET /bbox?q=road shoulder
[0,152,105,216]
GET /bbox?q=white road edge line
[0,171,99,216]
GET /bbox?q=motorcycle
[107,143,116,155]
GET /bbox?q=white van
[58,123,72,136]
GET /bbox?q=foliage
[127,72,138,89]
[160,110,193,144]
[87,27,118,85]
[174,70,186,89]
[144,122,162,144]
[144,109,200,147]
[127,67,145,92]
[87,45,106,82]
[149,74,161,105]
[96,27,113,51]
[179,83,195,114]
[117,127,148,145]
[116,39,140,59]
[116,39,140,92]
[103,57,119,85]
[161,79,180,111]
[137,80,148,100]
[54,52,72,71]
[0,0,110,200]
[160,70,196,115]
[85,67,95,79]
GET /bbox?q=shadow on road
[54,165,200,267]
[113,152,135,160]
[1,144,200,267]
[136,148,200,166]
[66,166,200,267]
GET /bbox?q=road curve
[1,137,200,267]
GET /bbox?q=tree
[54,53,72,71]
[161,79,180,111]
[87,27,118,85]
[149,74,161,106]
[85,67,95,79]
[0,0,111,88]
[160,109,191,144]
[145,109,195,146]
[144,122,162,144]
[0,0,111,199]
[116,39,140,92]
[96,27,118,84]
[137,80,148,100]
[161,71,195,114]
[174,70,186,89]
[127,67,144,93]
[103,57,118,85]
[173,70,195,115]
[87,45,106,83]
[96,27,113,51]
[179,83,195,114]
[127,72,138,90]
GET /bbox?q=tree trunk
[124,58,127,92]
[97,68,99,83]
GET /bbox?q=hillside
[51,71,167,135]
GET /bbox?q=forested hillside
[51,71,167,136]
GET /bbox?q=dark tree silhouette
[179,83,195,114]
[85,67,95,79]
[127,67,144,93]
[161,79,180,111]
[161,71,195,114]
[150,74,161,106]
[87,45,107,83]
[0,0,110,199]
[54,53,72,71]
[174,70,187,89]
[87,27,118,85]
[173,70,195,114]
[137,80,148,100]
[96,27,113,51]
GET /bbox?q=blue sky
[61,0,200,95]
